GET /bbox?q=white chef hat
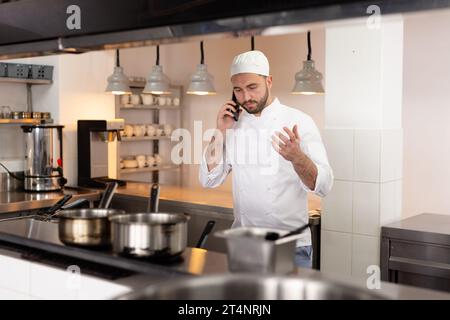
[230,50,270,78]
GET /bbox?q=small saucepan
[58,209,125,248]
[109,212,189,258]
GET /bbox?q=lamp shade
[291,60,324,95]
[143,65,171,95]
[186,64,216,96]
[105,66,131,95]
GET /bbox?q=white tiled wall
[352,182,380,236]
[323,129,354,180]
[351,234,380,279]
[380,180,403,226]
[323,18,403,280]
[354,130,381,182]
[321,230,352,276]
[322,180,353,233]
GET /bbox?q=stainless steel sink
[117,274,388,300]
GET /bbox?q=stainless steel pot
[116,274,389,300]
[58,209,125,248]
[0,171,24,192]
[109,213,189,258]
[21,125,66,191]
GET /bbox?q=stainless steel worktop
[0,187,101,214]
[0,215,448,299]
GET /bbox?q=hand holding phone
[231,93,241,121]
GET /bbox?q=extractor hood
[0,0,449,59]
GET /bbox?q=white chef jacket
[199,98,333,246]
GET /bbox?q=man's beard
[242,85,269,114]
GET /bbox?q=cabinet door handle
[389,256,450,278]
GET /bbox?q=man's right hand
[217,101,238,133]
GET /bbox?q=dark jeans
[295,245,313,268]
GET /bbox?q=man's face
[231,73,272,114]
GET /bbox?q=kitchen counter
[115,182,322,211]
[0,187,101,215]
[0,223,449,300]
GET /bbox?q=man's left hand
[271,125,302,162]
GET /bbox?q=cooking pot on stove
[58,208,125,248]
[109,212,189,258]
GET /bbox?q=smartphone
[231,93,241,121]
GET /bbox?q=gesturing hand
[271,125,302,162]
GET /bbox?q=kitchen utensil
[215,226,304,274]
[130,94,140,105]
[141,94,153,105]
[146,155,155,167]
[195,220,215,249]
[163,124,173,136]
[157,97,166,106]
[58,208,125,248]
[19,111,31,119]
[77,120,125,189]
[145,124,156,136]
[21,125,66,191]
[41,112,51,120]
[39,194,73,221]
[61,198,90,210]
[133,124,145,137]
[109,212,189,258]
[123,124,133,137]
[155,126,163,136]
[120,94,130,105]
[123,158,138,169]
[31,112,41,119]
[147,183,160,213]
[136,155,146,168]
[0,171,24,192]
[153,154,163,165]
[265,223,310,241]
[1,106,11,119]
[98,182,118,209]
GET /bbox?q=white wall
[402,9,450,218]
[121,30,326,191]
[57,51,116,185]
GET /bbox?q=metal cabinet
[381,213,450,292]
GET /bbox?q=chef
[199,50,333,268]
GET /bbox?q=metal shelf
[121,136,171,141]
[120,164,180,174]
[0,119,52,125]
[120,104,180,110]
[0,77,52,85]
